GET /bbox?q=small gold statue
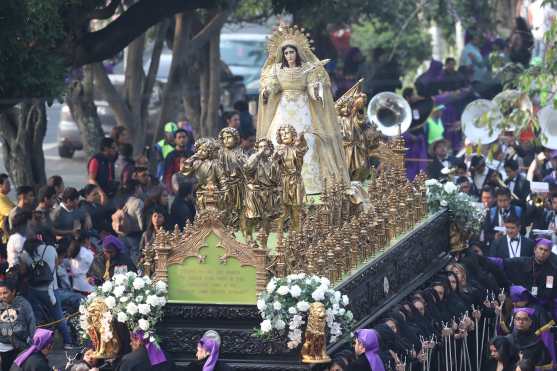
[275,125,308,232]
[181,138,224,210]
[301,302,331,363]
[218,127,246,226]
[243,138,281,241]
[336,79,371,182]
[86,298,120,359]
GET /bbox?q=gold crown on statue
[267,23,315,58]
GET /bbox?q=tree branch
[70,0,219,67]
[189,11,230,52]
[87,0,121,21]
[92,63,135,128]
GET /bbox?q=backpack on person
[111,206,132,235]
[29,245,53,286]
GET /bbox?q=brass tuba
[461,99,503,145]
[538,104,557,150]
[367,92,412,137]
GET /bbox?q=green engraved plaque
[167,232,257,305]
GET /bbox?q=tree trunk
[125,34,147,154]
[205,30,221,137]
[156,13,193,144]
[140,20,168,152]
[66,65,105,159]
[199,44,210,137]
[0,99,47,187]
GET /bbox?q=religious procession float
[79,24,486,370]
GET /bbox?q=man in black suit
[504,158,531,209]
[489,215,534,258]
[426,139,459,180]
[484,187,525,247]
[470,155,500,197]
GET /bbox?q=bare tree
[0,100,47,187]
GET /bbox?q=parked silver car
[57,56,246,158]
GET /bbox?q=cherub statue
[301,302,331,363]
[243,138,281,241]
[181,138,224,210]
[275,124,308,232]
[218,127,246,227]
[336,79,373,182]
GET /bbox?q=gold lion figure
[301,302,331,363]
[86,298,120,359]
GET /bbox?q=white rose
[289,285,302,298]
[117,312,128,323]
[288,307,297,315]
[311,288,325,301]
[444,182,458,193]
[274,319,286,330]
[257,299,267,311]
[339,308,346,315]
[113,286,125,298]
[440,200,448,207]
[334,291,341,302]
[342,295,349,306]
[260,319,272,334]
[138,318,150,331]
[425,179,439,186]
[101,281,113,293]
[104,296,116,309]
[266,280,277,294]
[138,304,150,315]
[297,273,306,280]
[146,295,158,307]
[287,340,299,349]
[143,276,152,285]
[320,277,330,287]
[126,271,137,278]
[121,296,129,303]
[277,286,290,296]
[273,301,282,311]
[157,296,167,306]
[114,275,126,286]
[155,281,167,293]
[296,301,310,312]
[126,302,138,315]
[133,278,145,290]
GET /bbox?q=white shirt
[70,246,95,293]
[507,235,522,258]
[7,233,26,267]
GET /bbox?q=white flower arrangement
[79,272,168,342]
[256,274,353,349]
[426,179,484,235]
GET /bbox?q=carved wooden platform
[157,209,450,370]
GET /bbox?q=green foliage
[0,0,71,100]
[350,18,432,73]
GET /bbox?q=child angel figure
[275,124,308,232]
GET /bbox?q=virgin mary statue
[257,25,350,194]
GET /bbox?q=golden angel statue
[218,127,246,226]
[335,79,372,182]
[275,125,308,232]
[257,24,350,195]
[181,138,224,210]
[243,138,282,240]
